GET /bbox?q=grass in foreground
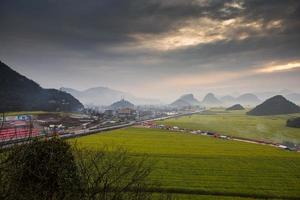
[160,110,300,144]
[70,127,300,199]
[154,194,259,200]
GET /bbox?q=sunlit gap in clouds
[156,60,300,89]
[130,17,283,51]
[257,62,300,73]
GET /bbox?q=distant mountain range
[220,95,236,104]
[170,92,263,108]
[2,59,299,112]
[170,92,290,108]
[247,95,300,116]
[201,93,222,107]
[218,93,261,106]
[236,93,261,105]
[60,87,161,106]
[201,93,262,107]
[255,90,300,103]
[0,61,83,112]
[170,94,201,108]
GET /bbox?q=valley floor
[71,127,300,199]
[159,109,300,144]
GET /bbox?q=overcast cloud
[0,0,299,101]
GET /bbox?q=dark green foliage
[287,117,300,128]
[0,61,83,112]
[0,138,167,200]
[3,138,81,200]
[247,95,300,116]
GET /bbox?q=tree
[3,138,81,200]
[75,146,154,200]
[286,117,300,128]
[0,138,171,200]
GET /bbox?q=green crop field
[70,127,300,199]
[3,111,50,116]
[159,109,300,144]
[154,194,258,200]
[3,111,81,116]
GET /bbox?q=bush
[286,117,300,128]
[0,138,170,200]
[3,138,81,200]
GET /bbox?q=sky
[0,0,300,101]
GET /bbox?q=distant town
[0,97,204,145]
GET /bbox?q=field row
[72,127,300,199]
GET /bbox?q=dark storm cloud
[0,0,299,98]
[0,0,205,47]
[163,32,300,72]
[0,0,251,49]
[1,0,299,53]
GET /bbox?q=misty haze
[1,0,300,200]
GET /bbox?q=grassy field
[159,109,300,144]
[154,194,259,200]
[2,111,50,116]
[3,111,81,116]
[71,127,300,199]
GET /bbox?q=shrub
[3,138,81,200]
[286,117,300,128]
[0,138,170,200]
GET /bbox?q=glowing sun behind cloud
[130,17,283,51]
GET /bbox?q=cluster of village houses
[0,104,192,141]
[1,110,299,152]
[0,115,39,140]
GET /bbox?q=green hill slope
[247,95,300,116]
[0,61,83,112]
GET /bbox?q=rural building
[116,108,137,120]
